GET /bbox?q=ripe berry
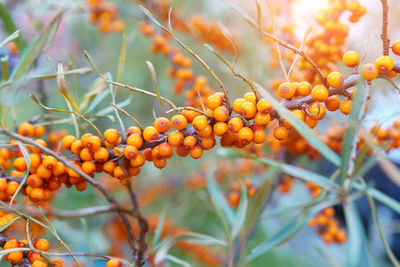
[113,166,125,179]
[308,103,326,120]
[127,134,143,149]
[62,135,77,150]
[106,259,122,267]
[296,81,312,96]
[183,136,197,149]
[206,94,223,110]
[168,131,184,146]
[33,125,45,138]
[278,82,296,99]
[197,124,212,137]
[18,122,34,137]
[189,145,203,159]
[142,126,159,142]
[232,98,246,114]
[34,238,49,251]
[86,136,101,151]
[192,115,208,131]
[94,147,109,162]
[80,148,94,161]
[37,165,52,179]
[104,129,119,144]
[130,154,145,167]
[213,122,228,136]
[254,112,271,126]
[182,109,200,123]
[253,128,266,144]
[256,98,272,113]
[158,143,173,158]
[80,133,93,148]
[30,188,45,202]
[325,96,341,111]
[7,251,23,264]
[42,156,57,170]
[200,136,216,150]
[340,99,353,115]
[102,161,116,174]
[311,85,329,102]
[176,145,190,157]
[375,55,394,73]
[213,106,230,122]
[153,158,167,169]
[124,146,138,160]
[127,126,141,136]
[27,174,43,188]
[392,40,400,56]
[361,63,378,81]
[154,117,171,133]
[343,51,360,67]
[13,157,27,172]
[171,115,187,130]
[228,117,244,133]
[274,126,288,140]
[240,102,257,119]
[243,92,257,105]
[327,72,344,88]
[238,127,254,145]
[71,140,83,155]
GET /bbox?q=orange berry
[80,148,94,162]
[154,117,171,133]
[33,125,45,138]
[80,133,93,148]
[361,63,378,81]
[253,128,266,144]
[256,98,273,113]
[243,92,257,105]
[308,103,327,120]
[62,135,77,150]
[102,161,116,174]
[130,153,145,167]
[94,147,109,162]
[142,126,159,142]
[192,115,208,131]
[200,136,216,150]
[228,117,244,133]
[197,124,212,137]
[171,115,187,130]
[4,239,19,249]
[238,127,254,145]
[27,174,43,188]
[213,106,230,122]
[189,145,203,159]
[158,143,173,158]
[18,122,34,137]
[240,102,257,119]
[113,166,125,179]
[7,251,23,264]
[213,122,229,136]
[32,260,47,267]
[71,140,83,155]
[5,181,18,196]
[86,136,101,151]
[30,188,45,202]
[168,131,184,146]
[254,112,271,126]
[37,164,52,179]
[232,98,246,114]
[392,40,400,56]
[42,156,57,170]
[325,95,341,111]
[183,136,197,149]
[274,126,288,140]
[124,146,138,160]
[104,129,119,144]
[0,178,7,191]
[126,133,143,149]
[182,109,200,123]
[206,94,223,110]
[296,81,312,96]
[278,82,296,99]
[311,85,329,102]
[375,55,394,73]
[335,229,347,243]
[343,51,360,67]
[327,72,344,88]
[82,161,96,175]
[13,157,27,172]
[153,158,167,169]
[106,259,122,267]
[228,191,240,208]
[127,126,141,136]
[340,99,353,115]
[34,238,49,251]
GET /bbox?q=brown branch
[0,128,139,261]
[380,0,390,56]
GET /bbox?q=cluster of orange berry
[226,179,258,208]
[87,0,124,33]
[0,231,62,266]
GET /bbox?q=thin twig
[380,0,390,56]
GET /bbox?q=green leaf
[231,183,248,239]
[339,80,366,184]
[164,254,191,267]
[117,29,128,85]
[57,61,81,115]
[79,76,108,113]
[10,141,31,206]
[30,94,75,114]
[0,3,26,51]
[254,82,341,167]
[0,29,20,50]
[151,211,166,247]
[0,216,19,233]
[207,167,236,226]
[10,8,64,87]
[344,203,371,267]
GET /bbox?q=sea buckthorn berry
[256,98,272,113]
[189,145,203,159]
[28,252,44,263]
[274,126,288,140]
[240,102,257,119]
[296,81,312,96]
[343,51,360,67]
[392,40,400,56]
[42,156,57,170]
[32,260,47,267]
[75,181,87,191]
[214,106,230,122]
[153,158,167,169]
[33,125,45,138]
[228,191,240,208]
[192,115,208,131]
[175,145,189,157]
[325,95,341,111]
[7,251,23,264]
[127,126,141,136]
[182,109,200,123]
[201,136,215,150]
[4,239,19,249]
[197,124,212,137]
[311,85,329,102]
[327,72,344,88]
[159,143,173,158]
[127,133,143,149]
[27,174,43,188]
[340,99,353,115]
[0,178,7,191]
[206,94,223,110]
[213,122,228,136]
[171,115,187,130]
[124,146,138,160]
[130,153,145,167]
[361,63,378,81]
[335,229,347,243]
[253,128,266,144]
[278,82,296,100]
[80,148,94,162]
[37,165,52,179]
[243,92,257,105]
[232,98,246,114]
[86,136,101,151]
[254,112,271,126]
[113,166,125,179]
[18,122,34,137]
[5,181,18,196]
[62,135,76,150]
[30,188,45,202]
[34,238,49,251]
[106,259,122,267]
[308,103,327,120]
[143,126,159,142]
[238,127,254,145]
[71,140,83,155]
[154,117,171,133]
[94,147,109,162]
[228,117,244,133]
[13,157,27,171]
[104,129,119,144]
[144,148,153,161]
[375,55,394,73]
[168,131,184,146]
[80,133,93,148]
[53,162,66,176]
[82,161,96,175]
[103,161,116,174]
[183,136,197,149]
[291,109,305,122]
